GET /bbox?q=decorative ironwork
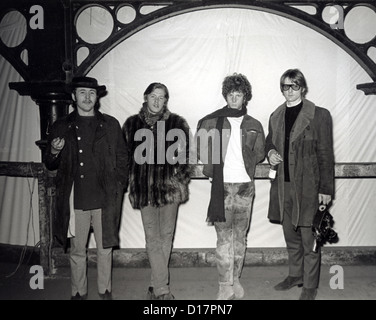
[1,0,375,92]
[65,0,376,87]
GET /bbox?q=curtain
[1,8,376,248]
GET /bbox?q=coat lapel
[271,104,286,153]
[290,99,316,143]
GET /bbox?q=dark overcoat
[44,111,128,249]
[265,99,334,228]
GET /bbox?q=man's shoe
[299,288,317,300]
[216,285,235,300]
[71,292,88,300]
[147,287,157,300]
[99,290,112,300]
[233,279,245,299]
[156,292,175,300]
[274,276,303,291]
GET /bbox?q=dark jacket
[123,108,191,209]
[265,99,334,227]
[196,114,265,180]
[44,111,128,249]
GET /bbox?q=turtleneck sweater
[284,101,303,182]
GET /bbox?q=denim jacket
[196,114,265,180]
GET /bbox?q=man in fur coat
[123,82,191,300]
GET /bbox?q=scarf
[141,102,167,127]
[197,105,247,224]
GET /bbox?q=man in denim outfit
[196,73,265,300]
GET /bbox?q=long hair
[280,68,308,97]
[143,82,169,101]
[222,73,252,107]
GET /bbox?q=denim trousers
[70,209,112,296]
[141,203,178,296]
[214,181,255,286]
[282,182,321,289]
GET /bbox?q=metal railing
[1,161,376,275]
[0,161,52,275]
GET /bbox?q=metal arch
[0,42,30,81]
[68,0,376,83]
[0,5,31,81]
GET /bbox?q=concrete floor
[1,262,376,300]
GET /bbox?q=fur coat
[123,107,191,209]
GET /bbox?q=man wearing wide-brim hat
[66,76,107,98]
[44,76,128,300]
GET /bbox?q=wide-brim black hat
[66,76,107,97]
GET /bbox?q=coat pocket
[244,129,258,151]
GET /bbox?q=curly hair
[222,73,252,105]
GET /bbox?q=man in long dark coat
[265,69,334,300]
[44,77,128,300]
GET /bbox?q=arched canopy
[68,1,376,86]
[1,0,375,93]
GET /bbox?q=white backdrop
[1,8,376,249]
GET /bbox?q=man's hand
[319,193,331,206]
[268,149,283,166]
[51,137,65,155]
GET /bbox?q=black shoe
[99,290,113,300]
[299,288,317,300]
[71,292,88,300]
[156,292,175,300]
[274,276,303,291]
